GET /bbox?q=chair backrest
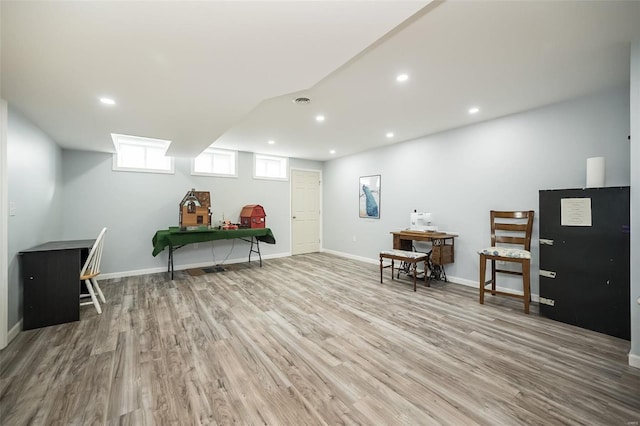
[80,227,107,277]
[490,211,534,251]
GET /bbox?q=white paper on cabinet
[560,198,592,226]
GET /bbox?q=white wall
[1,100,8,349]
[7,105,64,330]
[629,41,640,367]
[323,86,631,298]
[61,150,321,276]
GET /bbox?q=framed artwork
[359,175,381,219]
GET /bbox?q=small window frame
[111,133,174,174]
[191,147,238,178]
[253,153,289,181]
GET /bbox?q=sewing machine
[409,211,438,232]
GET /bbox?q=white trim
[191,147,238,177]
[253,153,289,181]
[253,175,289,182]
[7,319,21,343]
[290,167,323,173]
[111,133,174,174]
[99,251,291,280]
[0,100,8,349]
[321,248,378,265]
[449,274,540,302]
[629,352,640,369]
[111,133,171,152]
[191,171,238,178]
[111,153,175,174]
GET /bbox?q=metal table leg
[168,244,185,280]
[248,236,262,267]
[169,244,174,280]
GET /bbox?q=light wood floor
[1,253,639,425]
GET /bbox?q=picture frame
[359,175,381,219]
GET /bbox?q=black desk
[20,239,94,330]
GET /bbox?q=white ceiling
[2,1,640,162]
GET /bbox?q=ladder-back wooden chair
[479,211,534,313]
[80,227,107,314]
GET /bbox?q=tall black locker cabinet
[538,186,630,340]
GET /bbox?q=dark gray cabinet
[20,240,94,330]
[538,187,630,340]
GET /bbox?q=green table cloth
[152,227,276,257]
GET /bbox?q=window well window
[111,133,174,174]
[192,147,237,177]
[254,154,288,180]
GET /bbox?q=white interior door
[291,169,320,255]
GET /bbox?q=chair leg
[391,260,395,281]
[380,256,383,283]
[490,260,496,294]
[85,279,102,314]
[412,261,417,292]
[92,277,106,304]
[479,254,486,305]
[523,259,531,314]
[424,258,429,287]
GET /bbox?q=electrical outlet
[352,235,357,242]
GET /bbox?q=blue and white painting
[359,175,381,219]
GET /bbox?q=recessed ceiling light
[468,107,480,114]
[386,132,394,138]
[316,115,325,122]
[100,97,116,105]
[396,74,409,82]
[268,140,275,145]
[329,150,336,154]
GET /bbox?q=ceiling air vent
[293,97,311,105]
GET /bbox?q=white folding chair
[80,228,107,314]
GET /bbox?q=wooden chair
[479,211,534,313]
[80,228,107,314]
[380,249,429,291]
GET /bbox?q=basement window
[192,147,237,177]
[254,153,288,181]
[111,133,174,174]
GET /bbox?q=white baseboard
[100,252,291,280]
[629,352,640,369]
[321,248,379,265]
[7,319,21,344]
[321,249,540,301]
[449,275,540,302]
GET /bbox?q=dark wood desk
[20,239,94,330]
[391,230,456,280]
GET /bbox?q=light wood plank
[1,253,638,425]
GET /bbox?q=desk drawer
[432,245,453,265]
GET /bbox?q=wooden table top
[391,230,457,239]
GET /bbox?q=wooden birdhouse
[179,189,211,229]
[240,204,266,228]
